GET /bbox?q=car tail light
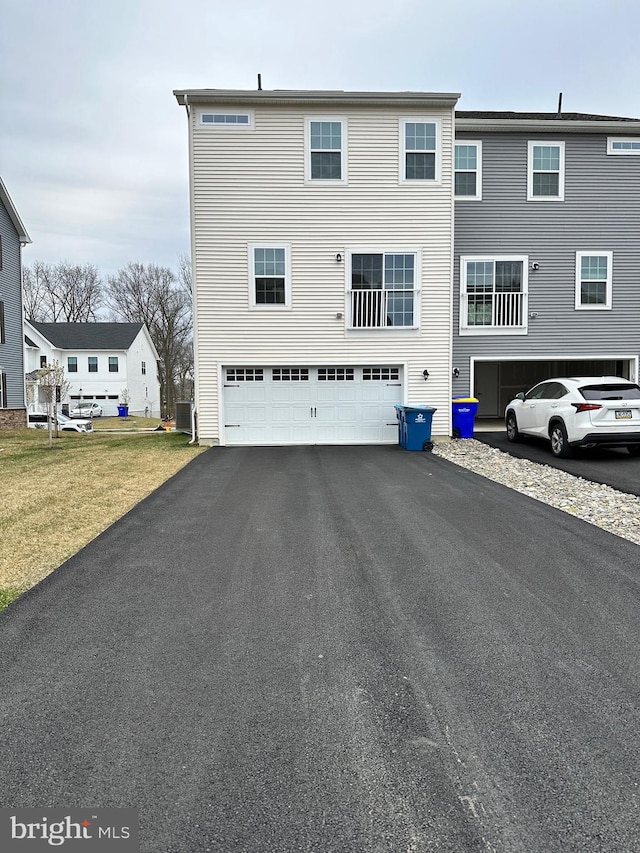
[571,403,602,413]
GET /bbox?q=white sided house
[24,321,161,417]
[174,87,459,446]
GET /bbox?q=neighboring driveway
[1,446,640,852]
[476,428,640,497]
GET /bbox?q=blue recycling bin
[452,397,479,438]
[396,405,436,451]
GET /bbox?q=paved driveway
[476,428,640,497]
[1,446,640,852]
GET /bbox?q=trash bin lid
[452,397,479,402]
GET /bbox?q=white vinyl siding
[190,103,455,443]
[575,251,613,310]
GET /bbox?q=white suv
[505,377,640,458]
[28,412,94,433]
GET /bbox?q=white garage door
[223,366,403,445]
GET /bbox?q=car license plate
[615,409,632,419]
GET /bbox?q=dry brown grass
[0,428,205,601]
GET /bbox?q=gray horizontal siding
[0,201,25,407]
[453,131,640,391]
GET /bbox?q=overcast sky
[2,0,639,276]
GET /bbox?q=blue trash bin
[401,405,436,451]
[394,404,406,447]
[452,397,479,438]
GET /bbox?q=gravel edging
[432,439,640,547]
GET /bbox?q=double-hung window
[528,141,564,200]
[460,256,528,334]
[575,252,612,310]
[307,119,346,182]
[67,356,77,373]
[109,356,119,372]
[88,356,98,372]
[454,142,482,199]
[402,120,439,181]
[249,245,291,308]
[349,252,418,328]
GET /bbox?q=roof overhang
[455,118,640,135]
[174,89,460,109]
[0,177,31,244]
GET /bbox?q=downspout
[182,94,198,446]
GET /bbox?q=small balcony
[464,291,526,329]
[348,289,416,329]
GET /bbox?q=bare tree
[106,262,193,417]
[37,361,71,448]
[22,261,103,321]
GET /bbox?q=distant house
[24,321,161,417]
[0,178,31,428]
[453,110,640,417]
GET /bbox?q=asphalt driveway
[476,427,640,497]
[1,446,640,852]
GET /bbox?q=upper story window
[527,141,564,200]
[607,137,640,155]
[575,252,612,310]
[460,256,528,335]
[402,120,439,182]
[40,355,47,368]
[88,356,98,373]
[109,356,119,373]
[67,356,77,373]
[306,119,346,182]
[199,111,253,128]
[141,360,146,375]
[0,301,4,344]
[455,142,482,199]
[249,245,291,308]
[349,251,418,329]
[0,236,3,270]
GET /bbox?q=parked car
[505,377,640,458]
[70,401,103,418]
[28,412,94,433]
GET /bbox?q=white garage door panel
[223,366,402,445]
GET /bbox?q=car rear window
[580,383,640,400]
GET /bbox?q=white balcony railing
[349,289,415,328]
[465,291,525,328]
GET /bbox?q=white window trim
[459,255,529,336]
[346,247,422,331]
[248,243,292,310]
[575,251,613,310]
[527,140,565,201]
[400,117,442,184]
[305,117,347,185]
[454,140,482,200]
[198,109,254,129]
[607,137,640,155]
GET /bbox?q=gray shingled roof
[456,111,640,121]
[28,322,144,350]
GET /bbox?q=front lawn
[0,429,205,612]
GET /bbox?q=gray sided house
[0,178,31,427]
[453,111,640,418]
